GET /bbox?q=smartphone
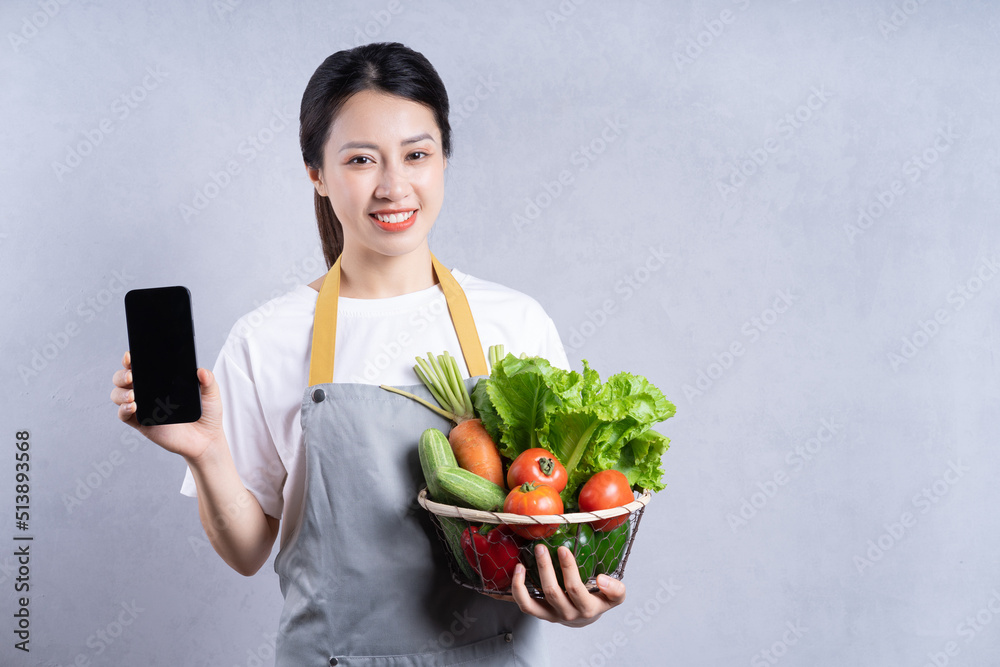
[124,286,202,425]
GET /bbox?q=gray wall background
[3,1,999,665]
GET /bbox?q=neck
[336,244,437,299]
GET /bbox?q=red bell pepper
[460,524,522,590]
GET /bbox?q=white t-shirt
[180,268,569,548]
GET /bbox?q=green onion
[488,344,505,371]
[380,351,479,423]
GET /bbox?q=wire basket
[417,487,651,599]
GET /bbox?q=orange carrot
[449,418,505,488]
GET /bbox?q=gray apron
[273,254,550,666]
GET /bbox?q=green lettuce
[472,355,675,505]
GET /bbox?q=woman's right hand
[110,351,225,463]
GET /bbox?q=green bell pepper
[524,523,598,590]
[593,520,631,576]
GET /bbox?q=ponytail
[314,190,343,269]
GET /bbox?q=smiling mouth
[370,210,415,224]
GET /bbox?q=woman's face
[309,89,446,261]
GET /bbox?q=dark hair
[299,42,452,268]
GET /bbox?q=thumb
[197,367,216,394]
[196,367,223,425]
[596,574,626,605]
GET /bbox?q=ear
[306,163,328,197]
[442,156,447,171]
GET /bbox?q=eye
[348,155,374,165]
[407,151,428,160]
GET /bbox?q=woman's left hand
[508,543,626,627]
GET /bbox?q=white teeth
[374,211,414,224]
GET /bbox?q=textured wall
[3,1,999,665]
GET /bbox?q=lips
[369,209,417,232]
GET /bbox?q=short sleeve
[540,315,571,371]
[179,343,286,520]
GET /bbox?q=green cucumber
[438,516,477,581]
[435,467,507,511]
[419,428,458,502]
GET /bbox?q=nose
[374,162,409,201]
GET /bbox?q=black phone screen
[124,286,202,425]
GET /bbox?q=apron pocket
[329,630,515,666]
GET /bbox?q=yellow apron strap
[308,253,488,386]
[430,253,489,377]
[308,256,342,387]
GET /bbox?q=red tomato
[506,448,568,492]
[578,470,634,531]
[503,482,564,539]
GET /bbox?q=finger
[595,574,627,607]
[196,368,224,425]
[112,368,133,388]
[122,350,131,369]
[557,546,601,616]
[533,544,576,620]
[117,400,137,423]
[198,367,217,394]
[110,384,135,405]
[510,563,558,622]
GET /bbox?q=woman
[111,42,626,665]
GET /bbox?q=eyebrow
[338,133,436,152]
